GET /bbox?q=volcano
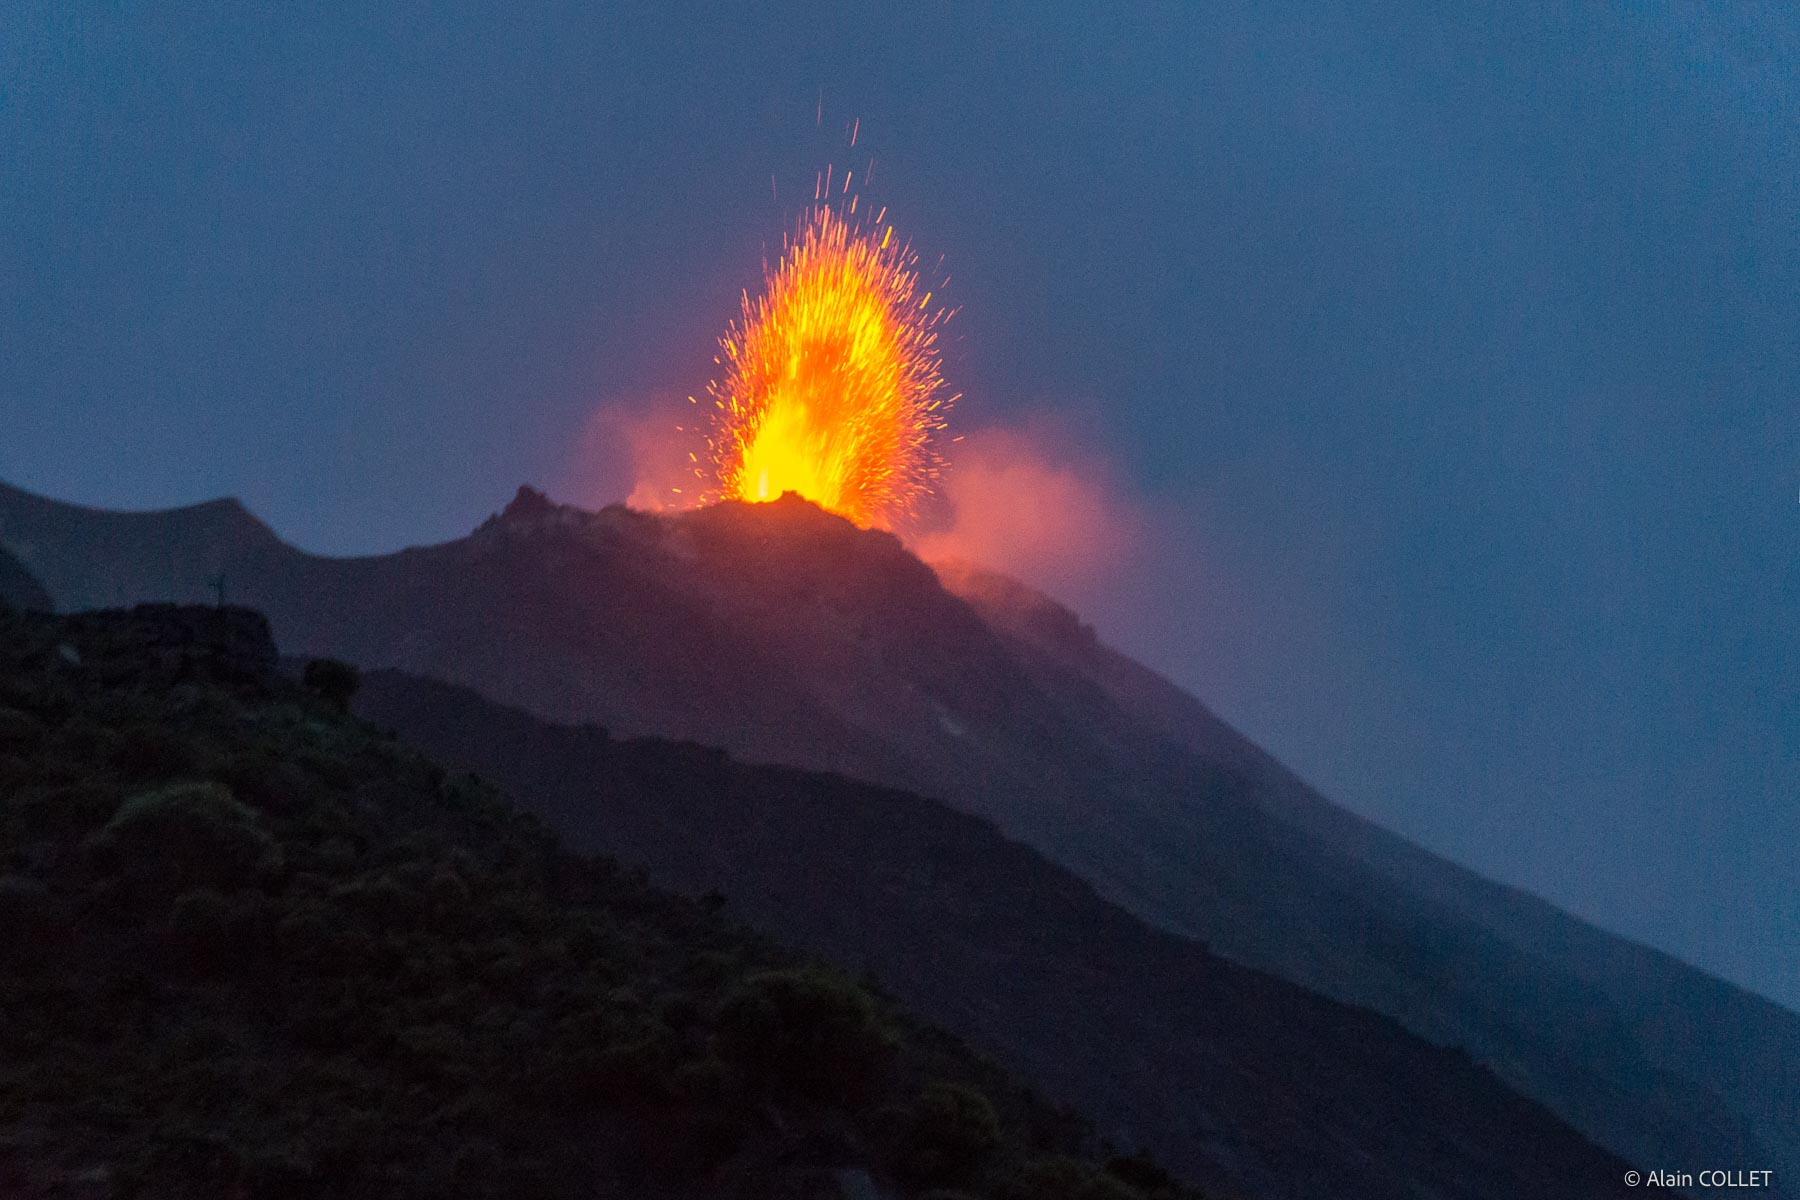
[2,477,1795,1194]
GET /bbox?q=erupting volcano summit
[699,199,958,529]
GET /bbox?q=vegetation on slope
[0,602,1199,1200]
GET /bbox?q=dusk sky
[4,3,1795,1008]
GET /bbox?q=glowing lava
[703,203,956,528]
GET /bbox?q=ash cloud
[909,424,1149,606]
[558,396,707,513]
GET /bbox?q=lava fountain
[701,199,957,529]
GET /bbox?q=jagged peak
[476,485,582,535]
[500,485,558,523]
[471,487,671,554]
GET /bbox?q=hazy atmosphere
[4,1,1795,1010]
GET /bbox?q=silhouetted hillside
[358,668,1643,1200]
[0,546,50,612]
[4,477,1790,1191]
[0,605,1178,1199]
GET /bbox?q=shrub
[169,885,234,938]
[1105,1152,1179,1195]
[583,1027,679,1105]
[277,900,375,975]
[395,1023,474,1082]
[426,863,472,912]
[110,721,200,780]
[5,779,118,840]
[0,873,67,962]
[168,887,267,975]
[89,781,280,896]
[997,1156,1144,1200]
[213,745,310,813]
[891,1082,1002,1187]
[302,658,361,711]
[47,716,118,765]
[670,1054,736,1104]
[716,968,896,1108]
[0,705,43,753]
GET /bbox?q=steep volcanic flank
[356,666,1641,1200]
[3,477,1795,1191]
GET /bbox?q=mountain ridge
[0,544,52,612]
[2,476,1790,1191]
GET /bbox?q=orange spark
[703,204,954,528]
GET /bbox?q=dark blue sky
[5,2,1795,1007]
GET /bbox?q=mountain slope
[941,561,1800,1179]
[0,603,1168,1200]
[0,546,51,612]
[356,666,1642,1200]
[3,477,1791,1189]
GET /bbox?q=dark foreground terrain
[0,602,1195,1199]
[4,480,1789,1190]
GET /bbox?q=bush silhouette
[110,721,200,780]
[998,1155,1145,1200]
[892,1082,1002,1187]
[302,657,361,710]
[1106,1152,1179,1196]
[0,873,65,961]
[717,968,896,1107]
[89,781,278,896]
[168,887,244,975]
